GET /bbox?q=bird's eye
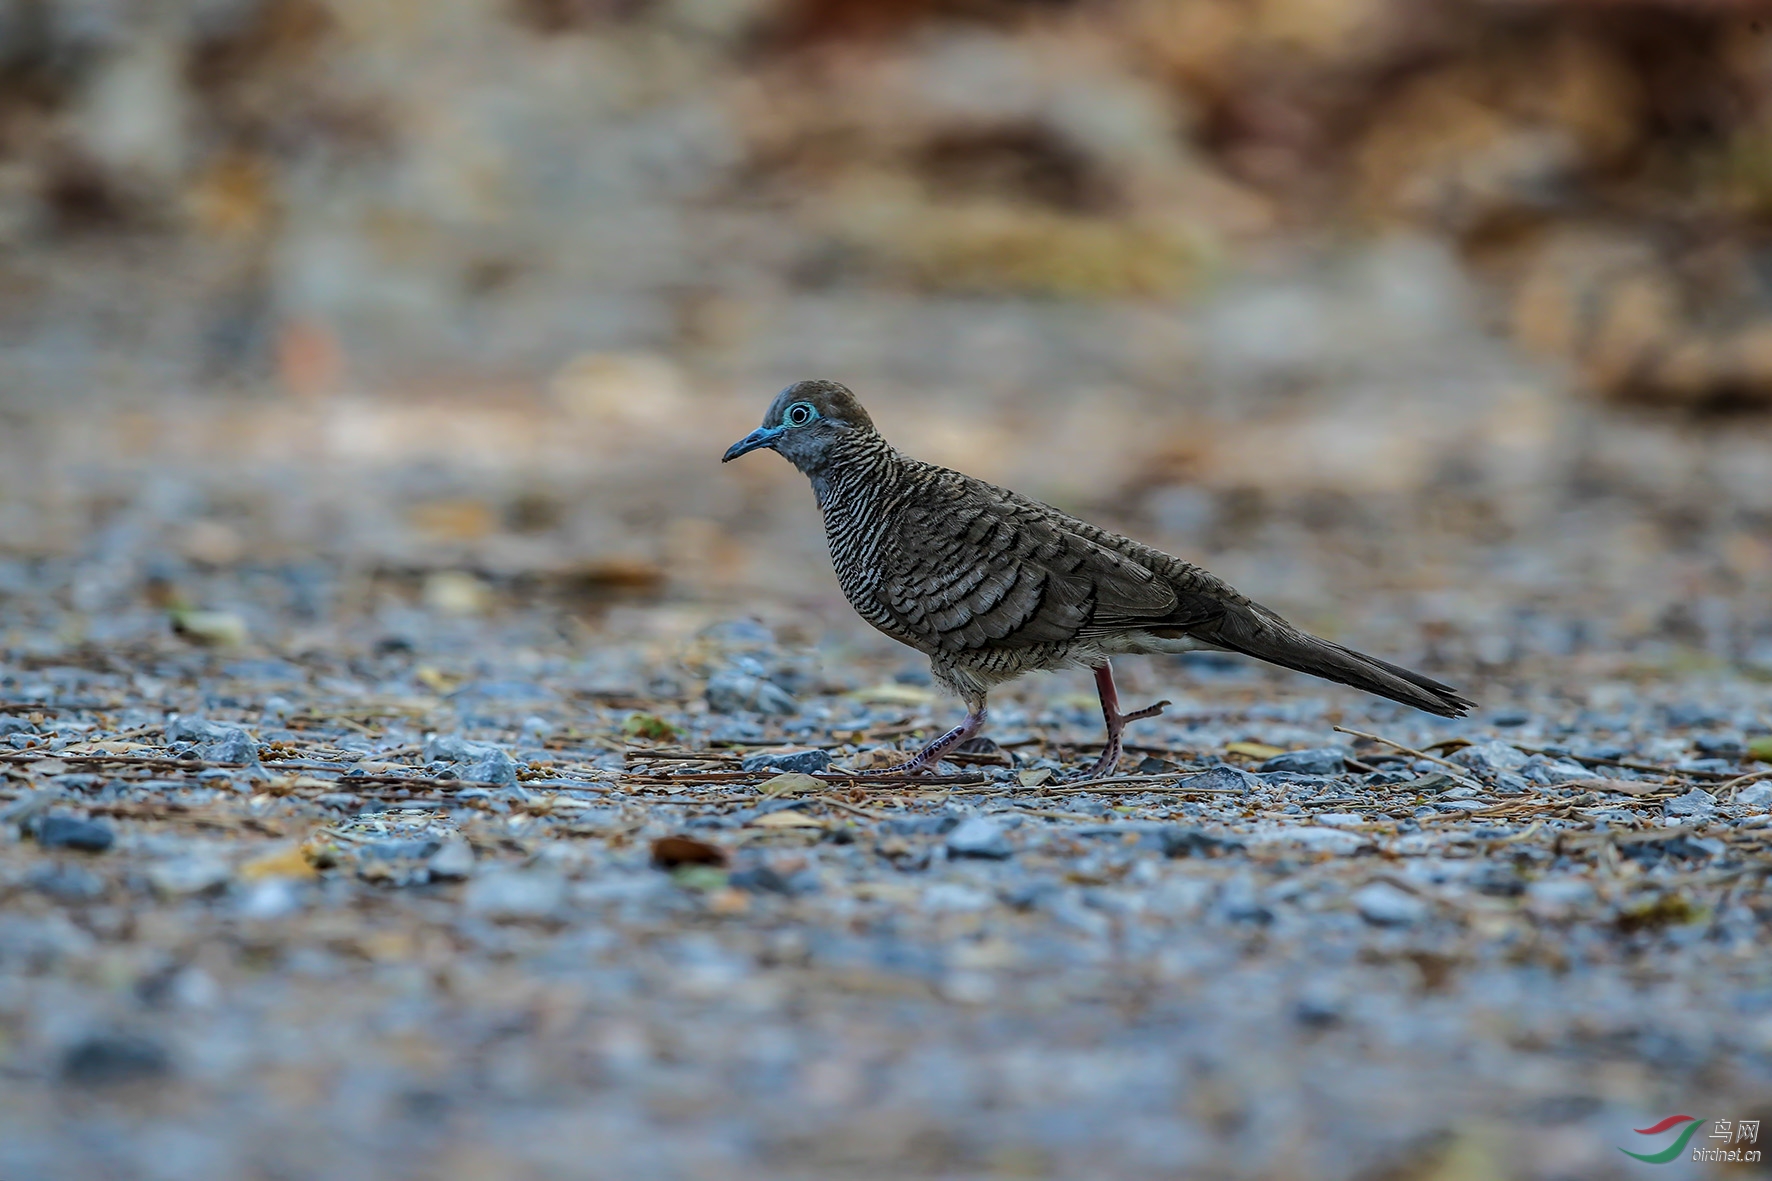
[785,402,817,427]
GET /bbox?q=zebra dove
[723,380,1473,776]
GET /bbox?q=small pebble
[1352,883,1427,927]
[946,817,1013,860]
[33,816,114,853]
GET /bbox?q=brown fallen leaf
[651,834,729,869]
[1225,741,1285,761]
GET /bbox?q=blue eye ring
[784,402,818,427]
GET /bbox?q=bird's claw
[1111,698,1170,727]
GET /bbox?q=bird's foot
[1115,699,1171,726]
[879,707,987,776]
[1084,698,1171,779]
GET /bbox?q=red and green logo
[1621,1115,1704,1164]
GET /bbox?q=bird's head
[721,379,877,472]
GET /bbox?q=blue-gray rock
[26,863,107,901]
[1664,788,1717,819]
[428,839,475,880]
[33,816,113,853]
[946,816,1013,859]
[887,813,962,836]
[742,748,831,775]
[1178,765,1258,793]
[1736,782,1772,810]
[422,734,519,786]
[1259,747,1347,775]
[0,716,33,737]
[729,865,796,894]
[463,746,518,786]
[60,1033,172,1086]
[1353,882,1428,926]
[1451,740,1527,778]
[463,870,565,919]
[166,717,260,765]
[1158,827,1244,858]
[1214,878,1272,924]
[705,670,798,716]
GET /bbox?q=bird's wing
[874,471,1195,653]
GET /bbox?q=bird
[723,379,1472,777]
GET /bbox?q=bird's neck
[806,431,897,509]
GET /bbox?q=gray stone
[946,816,1013,859]
[1664,788,1717,819]
[462,746,519,786]
[1735,782,1772,809]
[26,862,107,901]
[921,882,994,912]
[1214,877,1272,924]
[1353,882,1427,926]
[1252,826,1369,854]
[705,670,798,716]
[741,748,831,774]
[1259,746,1347,775]
[1526,876,1595,913]
[1178,765,1258,794]
[166,717,261,765]
[1520,755,1592,786]
[428,839,475,880]
[422,735,519,786]
[1157,827,1243,858]
[463,870,565,918]
[60,1033,172,1087]
[0,716,34,737]
[1451,740,1527,777]
[33,815,114,852]
[146,857,232,898]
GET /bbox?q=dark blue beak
[722,425,782,462]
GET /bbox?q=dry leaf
[170,609,247,647]
[759,772,821,797]
[1018,768,1055,787]
[623,713,680,742]
[705,887,751,915]
[1225,741,1285,760]
[240,844,319,881]
[848,683,937,706]
[1566,777,1663,796]
[651,834,729,869]
[749,810,826,829]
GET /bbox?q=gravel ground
[2,607,1771,1181]
[2,396,1772,1181]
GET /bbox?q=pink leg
[886,702,987,775]
[1088,662,1169,779]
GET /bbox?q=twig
[1333,727,1467,773]
[0,752,251,770]
[622,769,988,786]
[1716,768,1772,801]
[816,795,890,821]
[1517,745,1736,783]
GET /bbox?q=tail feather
[1197,605,1472,719]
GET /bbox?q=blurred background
[4,0,1772,698]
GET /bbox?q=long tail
[1195,603,1473,719]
